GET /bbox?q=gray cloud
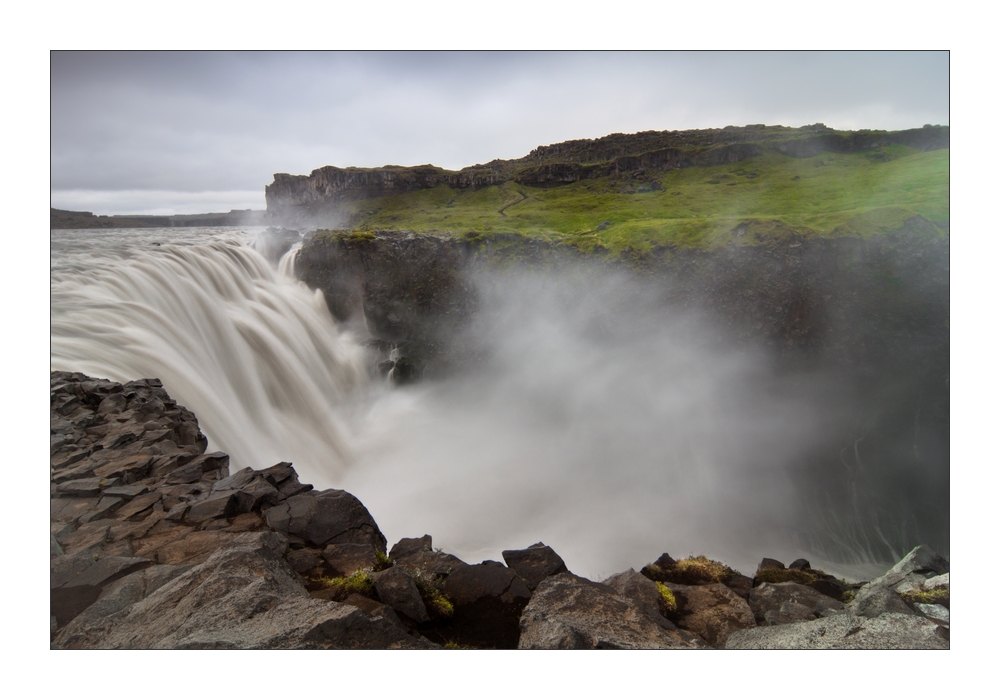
[51,51,948,215]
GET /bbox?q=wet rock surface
[51,371,950,649]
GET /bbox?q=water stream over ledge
[50,226,944,581]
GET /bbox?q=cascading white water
[51,228,371,487]
[50,226,893,580]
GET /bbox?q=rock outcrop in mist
[50,371,949,649]
[291,215,948,569]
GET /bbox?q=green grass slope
[339,146,948,254]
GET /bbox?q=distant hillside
[263,123,949,252]
[51,208,267,230]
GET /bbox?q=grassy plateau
[337,146,948,255]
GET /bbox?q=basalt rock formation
[296,217,948,381]
[51,370,950,649]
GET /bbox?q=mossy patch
[348,148,948,255]
[901,589,949,606]
[309,569,376,600]
[373,549,393,572]
[656,581,677,615]
[755,568,818,586]
[409,570,454,619]
[646,555,737,586]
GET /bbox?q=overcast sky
[51,51,949,215]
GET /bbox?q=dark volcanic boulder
[322,543,379,576]
[518,573,706,649]
[391,536,467,578]
[501,542,568,591]
[749,581,845,625]
[263,489,387,552]
[56,531,431,649]
[373,566,429,623]
[439,561,532,649]
[54,564,191,648]
[51,552,153,628]
[664,582,757,647]
[389,534,433,560]
[601,568,676,629]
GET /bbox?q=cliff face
[295,222,949,562]
[265,124,949,225]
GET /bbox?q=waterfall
[51,232,370,486]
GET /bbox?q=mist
[340,266,850,579]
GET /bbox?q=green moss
[373,549,393,572]
[443,641,462,649]
[348,148,947,255]
[842,590,857,604]
[409,571,454,618]
[672,556,736,585]
[348,229,377,241]
[901,589,949,606]
[311,569,375,599]
[656,581,677,614]
[755,568,818,585]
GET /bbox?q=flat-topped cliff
[264,123,948,231]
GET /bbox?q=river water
[51,226,918,580]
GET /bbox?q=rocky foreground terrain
[51,370,950,649]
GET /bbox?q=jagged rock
[924,573,949,592]
[257,462,313,498]
[114,491,162,520]
[56,520,111,555]
[501,542,568,591]
[51,552,152,628]
[850,583,913,618]
[172,451,228,477]
[601,568,676,629]
[137,530,241,566]
[186,491,255,522]
[103,484,149,500]
[373,566,429,622]
[749,581,845,625]
[914,603,949,624]
[56,531,430,649]
[286,548,323,574]
[209,467,280,510]
[164,503,189,521]
[639,552,677,581]
[518,573,706,649]
[389,535,433,560]
[664,582,756,646]
[849,546,950,619]
[342,593,406,629]
[164,463,204,485]
[725,573,754,600]
[726,612,949,649]
[56,477,114,497]
[394,548,468,578]
[886,545,949,579]
[789,558,811,570]
[755,558,786,577]
[322,543,378,576]
[440,561,532,649]
[54,564,191,647]
[262,489,387,552]
[79,495,124,523]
